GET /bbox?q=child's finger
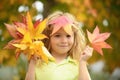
[80,45,93,61]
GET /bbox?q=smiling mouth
[59,45,68,47]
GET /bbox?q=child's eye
[54,34,60,37]
[66,35,71,38]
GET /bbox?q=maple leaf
[87,26,112,55]
[4,12,54,63]
[4,23,23,49]
[48,15,73,35]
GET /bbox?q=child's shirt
[35,56,79,80]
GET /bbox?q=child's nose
[61,37,67,43]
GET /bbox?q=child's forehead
[53,28,74,35]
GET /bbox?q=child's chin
[59,50,69,54]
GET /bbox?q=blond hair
[42,11,86,61]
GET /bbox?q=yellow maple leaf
[5,12,54,63]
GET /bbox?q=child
[25,11,93,80]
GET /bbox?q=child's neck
[51,52,68,63]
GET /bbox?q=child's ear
[48,24,53,30]
[48,24,51,28]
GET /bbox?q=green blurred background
[0,0,120,80]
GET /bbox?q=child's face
[50,28,74,55]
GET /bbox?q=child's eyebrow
[54,32,62,35]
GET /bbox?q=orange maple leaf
[4,23,24,49]
[87,26,112,55]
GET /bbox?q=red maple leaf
[48,15,73,35]
[87,26,112,55]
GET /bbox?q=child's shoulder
[67,56,78,65]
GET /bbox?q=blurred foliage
[0,0,120,79]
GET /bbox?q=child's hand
[80,45,93,62]
[30,54,40,64]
